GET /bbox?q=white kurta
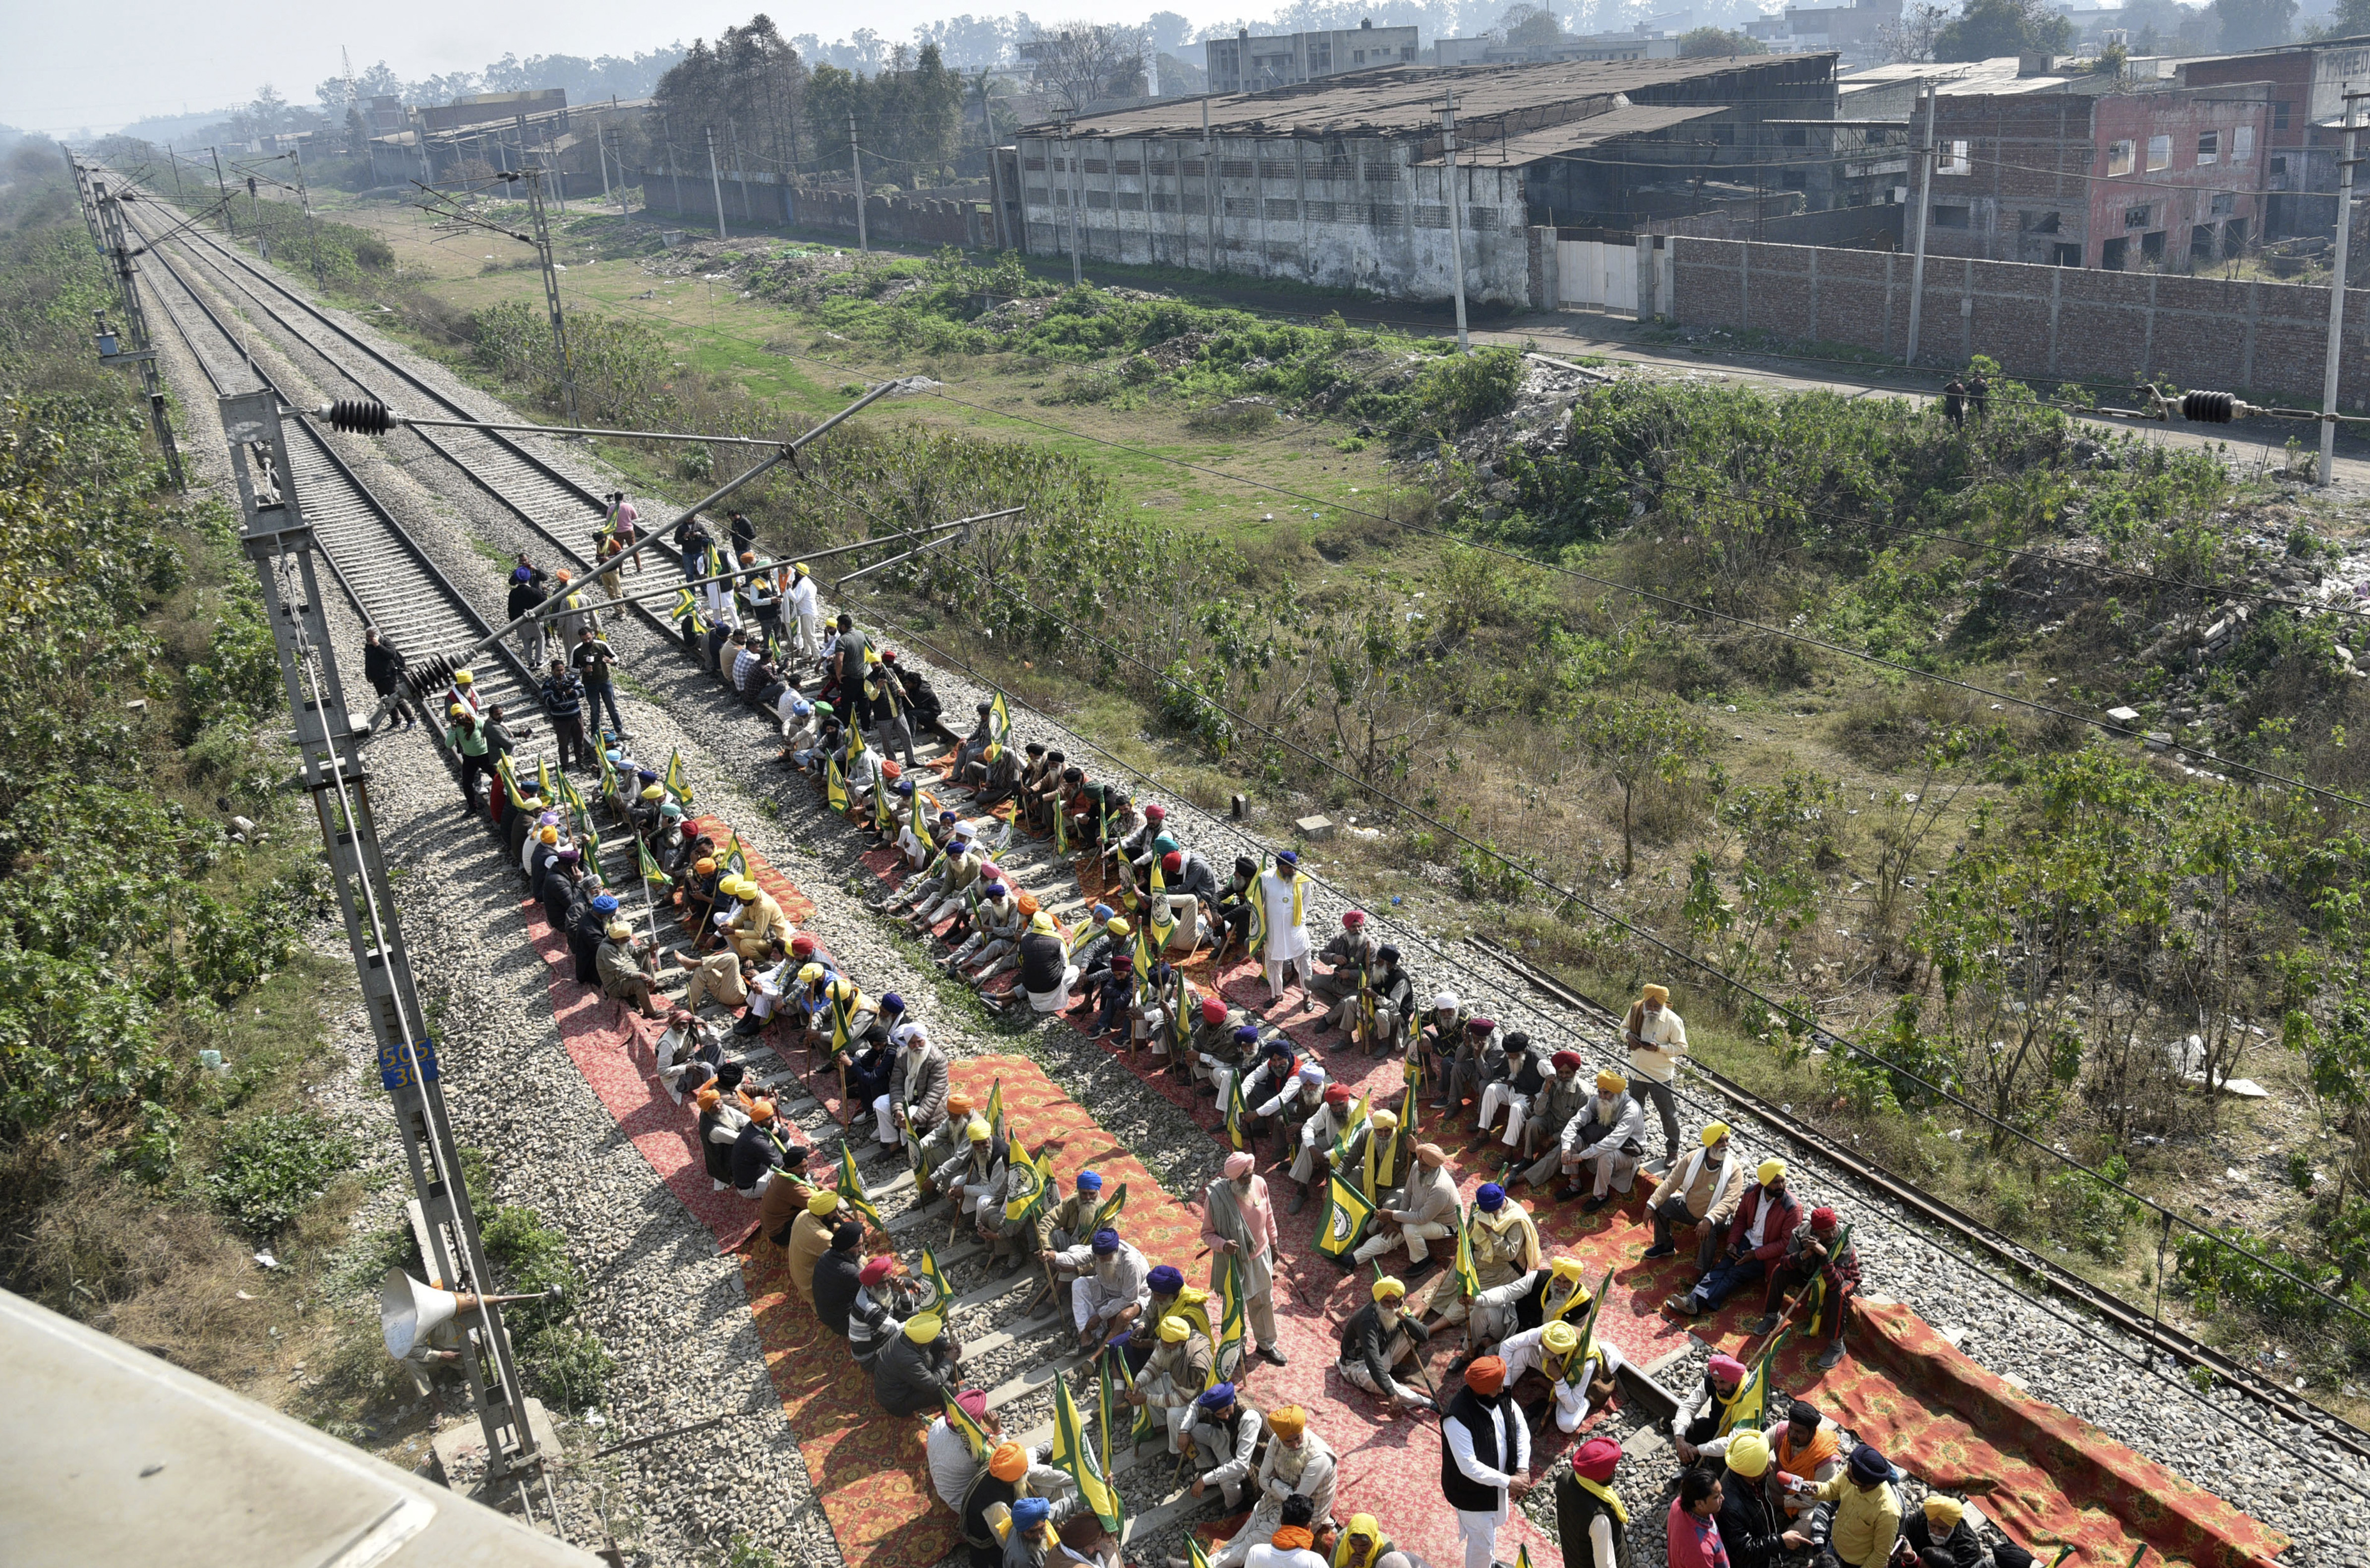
[1257,872,1310,962]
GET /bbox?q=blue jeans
[585,681,626,738]
[1691,1252,1769,1310]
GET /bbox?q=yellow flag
[1050,1375,1125,1533]
[826,756,848,813]
[835,1145,884,1229]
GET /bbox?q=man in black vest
[1440,1354,1532,1568]
[1554,1434,1633,1568]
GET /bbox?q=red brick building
[2177,36,2370,237]
[1922,84,2271,269]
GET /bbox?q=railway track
[126,189,538,725]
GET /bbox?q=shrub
[1185,400,1275,436]
[204,1111,353,1237]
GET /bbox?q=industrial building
[1203,22,1422,94]
[989,54,1842,305]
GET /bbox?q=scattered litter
[235,1289,256,1301]
[586,1411,608,1427]
[253,1251,278,1269]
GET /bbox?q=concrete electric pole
[1904,81,1937,367]
[2320,86,2361,486]
[1441,88,1470,354]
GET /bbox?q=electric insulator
[320,398,395,435]
[2181,391,2237,424]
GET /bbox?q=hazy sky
[2,0,1253,133]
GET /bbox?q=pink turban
[1224,1151,1256,1178]
[1708,1354,1747,1383]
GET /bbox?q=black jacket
[697,1107,736,1183]
[873,1333,955,1415]
[507,580,544,620]
[1715,1470,1785,1568]
[1901,1516,1984,1568]
[362,640,405,696]
[1440,1386,1521,1513]
[1337,1302,1430,1393]
[732,1121,792,1191]
[812,1248,863,1336]
[1018,930,1068,994]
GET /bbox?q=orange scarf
[1272,1528,1315,1552]
[1778,1423,1841,1477]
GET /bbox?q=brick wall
[1672,236,2370,407]
[626,168,990,247]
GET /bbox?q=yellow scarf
[1571,1472,1628,1524]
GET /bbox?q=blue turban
[1091,1228,1121,1253]
[511,566,534,583]
[1076,1169,1103,1191]
[1197,1383,1236,1409]
[1092,903,1114,920]
[1847,1444,1893,1484]
[592,894,620,913]
[1276,849,1299,865]
[637,768,658,783]
[1235,1026,1262,1045]
[1262,1037,1289,1056]
[1476,1182,1506,1211]
[1147,1264,1184,1293]
[1010,1497,1051,1527]
[894,779,915,795]
[879,993,905,1015]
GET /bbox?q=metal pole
[2322,86,2362,486]
[706,126,729,241]
[212,146,235,236]
[292,143,324,287]
[520,168,580,425]
[664,115,683,219]
[1203,98,1219,274]
[1442,88,1470,354]
[216,388,540,1481]
[166,142,185,204]
[850,111,869,253]
[1065,120,1082,286]
[1905,82,1937,367]
[88,179,185,490]
[597,121,613,211]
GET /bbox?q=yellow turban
[904,1313,943,1343]
[1266,1406,1307,1441]
[1549,1255,1587,1283]
[1159,1316,1190,1343]
[1596,1068,1627,1093]
[1371,1109,1398,1130]
[1371,1276,1407,1301]
[1758,1159,1786,1185]
[1542,1321,1580,1355]
[1702,1122,1731,1148]
[1923,1497,1965,1527]
[1727,1430,1772,1479]
[967,1119,991,1143]
[1642,984,1669,1005]
[808,1191,841,1216]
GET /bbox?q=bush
[1185,400,1275,436]
[204,1111,353,1237]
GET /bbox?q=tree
[654,16,811,175]
[1025,22,1149,114]
[1934,0,2074,60]
[2212,0,2298,48]
[2311,0,2370,37]
[1878,1,1950,61]
[1571,692,1710,875]
[1677,25,1769,55]
[1499,4,1566,45]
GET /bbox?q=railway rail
[125,188,539,726]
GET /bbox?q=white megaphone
[379,1268,557,1359]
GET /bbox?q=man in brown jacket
[1641,1121,1744,1272]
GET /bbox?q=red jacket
[1724,1185,1803,1263]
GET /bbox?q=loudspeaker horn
[379,1268,558,1359]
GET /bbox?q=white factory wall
[1011,133,1546,305]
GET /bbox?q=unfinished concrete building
[988,56,1840,305]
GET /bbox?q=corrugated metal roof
[1018,55,1831,140]
[1416,102,1728,165]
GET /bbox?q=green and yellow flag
[914,1245,957,1317]
[989,691,1011,744]
[846,721,866,762]
[636,833,671,888]
[1004,1142,1053,1228]
[598,745,618,802]
[1053,793,1069,856]
[664,748,694,808]
[835,1144,884,1229]
[536,757,554,803]
[1188,1538,1213,1568]
[1453,1204,1482,1299]
[826,755,849,813]
[1050,1376,1125,1533]
[910,778,927,841]
[1316,1172,1376,1262]
[1091,1182,1128,1234]
[942,1391,993,1459]
[872,773,894,834]
[1212,1250,1246,1380]
[719,829,748,882]
[984,1080,1007,1145]
[1170,966,1193,1057]
[1224,1068,1251,1152]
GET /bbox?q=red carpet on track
[521,787,2289,1568]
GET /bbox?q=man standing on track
[1440,1355,1532,1568]
[505,563,547,668]
[1201,1150,1288,1368]
[789,562,821,658]
[539,658,589,771]
[361,627,416,732]
[572,625,627,741]
[1623,984,1688,1169]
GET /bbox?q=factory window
[1265,198,1299,219]
[2212,191,2235,216]
[2234,125,2254,161]
[1023,185,1051,206]
[1224,196,1259,217]
[1942,139,1970,175]
[1364,163,1400,183]
[2101,235,2129,269]
[1114,192,1143,210]
[1084,158,1108,174]
[2141,229,2165,261]
[1184,194,1208,214]
[1149,161,1175,177]
[2146,134,2170,171]
[1087,189,1111,208]
[1304,199,1338,221]
[2107,139,2134,176]
[1780,125,1807,147]
[1024,157,1046,172]
[2271,155,2288,176]
[1219,160,1256,178]
[1150,192,1177,212]
[2197,131,2219,166]
[2021,209,2061,232]
[1414,203,1452,228]
[1931,203,1970,228]
[1367,202,1403,226]
[1465,206,1497,230]
[2275,101,2292,130]
[1259,159,1297,179]
[1116,159,1142,175]
[1354,48,1367,62]
[1781,170,1808,190]
[2125,203,2151,228]
[2053,242,2081,267]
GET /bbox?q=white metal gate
[1557,238,1638,313]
